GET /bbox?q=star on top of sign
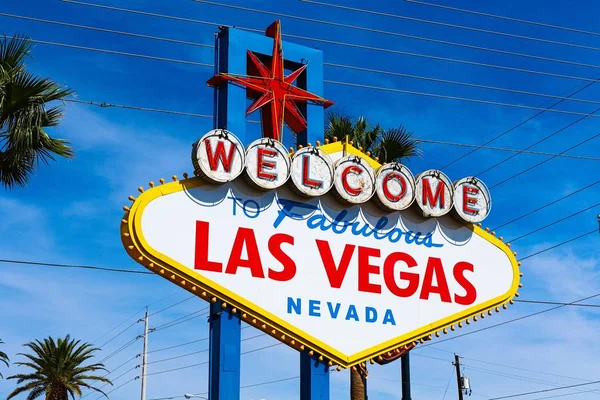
[207,20,334,142]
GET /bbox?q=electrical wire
[490,131,600,188]
[0,258,153,274]
[146,361,209,376]
[476,106,600,178]
[93,376,138,400]
[439,76,600,169]
[403,0,600,38]
[515,299,600,308]
[488,380,600,400]
[508,202,600,243]
[69,98,599,161]
[151,308,210,332]
[99,338,140,364]
[149,296,196,317]
[519,229,598,261]
[147,348,209,365]
[420,292,600,347]
[0,13,212,48]
[147,338,209,354]
[98,321,139,348]
[27,38,211,66]
[493,181,600,230]
[197,0,600,55]
[61,0,600,83]
[326,80,600,119]
[441,365,456,400]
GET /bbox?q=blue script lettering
[275,199,443,248]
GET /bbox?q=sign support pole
[401,352,411,400]
[300,351,330,400]
[208,302,241,400]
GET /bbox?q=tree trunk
[46,385,68,400]
[350,365,366,400]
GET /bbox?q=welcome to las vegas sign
[121,131,520,368]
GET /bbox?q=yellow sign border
[121,142,520,368]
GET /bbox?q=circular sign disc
[453,177,492,223]
[414,169,454,217]
[290,146,334,197]
[192,129,245,183]
[374,162,416,211]
[333,156,376,204]
[244,138,291,190]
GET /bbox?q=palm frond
[373,126,422,163]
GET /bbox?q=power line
[403,0,600,38]
[325,80,600,118]
[327,62,600,108]
[439,76,600,169]
[98,320,139,348]
[66,99,214,119]
[476,105,600,178]
[93,376,138,400]
[99,338,140,364]
[420,292,600,347]
[28,38,212,67]
[151,308,210,332]
[508,202,600,243]
[149,296,195,317]
[65,98,598,161]
[519,229,598,261]
[198,0,600,57]
[515,299,600,308]
[490,131,600,188]
[147,338,209,354]
[147,361,209,376]
[488,380,600,400]
[493,181,600,230]
[61,0,600,83]
[0,12,212,48]
[0,258,153,274]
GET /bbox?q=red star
[207,20,333,142]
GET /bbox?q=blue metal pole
[208,302,241,400]
[300,351,330,400]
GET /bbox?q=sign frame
[121,140,521,368]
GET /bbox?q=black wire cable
[98,321,139,348]
[519,229,597,261]
[488,380,600,400]
[0,259,153,274]
[490,131,600,188]
[151,308,210,332]
[420,292,600,347]
[515,299,600,308]
[147,338,209,354]
[493,181,600,230]
[508,202,600,243]
[149,296,195,317]
[66,99,214,119]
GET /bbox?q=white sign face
[125,175,519,367]
[333,156,376,204]
[453,177,492,223]
[289,147,334,197]
[374,163,416,211]
[244,138,291,190]
[414,169,454,218]
[192,129,246,183]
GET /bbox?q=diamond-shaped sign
[121,143,519,368]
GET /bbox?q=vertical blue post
[300,352,330,400]
[208,301,241,400]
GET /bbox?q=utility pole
[140,307,149,400]
[454,354,463,400]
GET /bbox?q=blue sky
[1,0,600,399]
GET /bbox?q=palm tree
[7,335,112,400]
[324,110,421,163]
[325,110,421,400]
[0,339,9,378]
[0,34,74,189]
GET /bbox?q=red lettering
[257,148,278,181]
[224,228,265,278]
[383,173,407,202]
[383,252,419,297]
[267,233,296,281]
[204,139,237,172]
[422,178,445,208]
[463,185,479,215]
[341,165,362,196]
[302,154,323,189]
[419,257,451,303]
[453,262,477,305]
[358,246,381,293]
[316,240,355,288]
[194,221,223,272]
